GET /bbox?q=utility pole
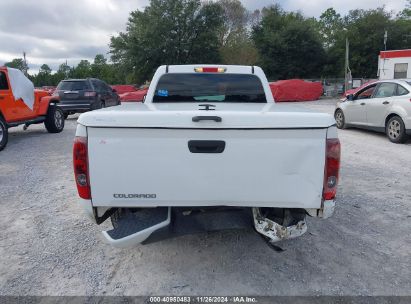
[344,38,350,92]
[65,59,69,79]
[384,31,388,51]
[23,51,28,76]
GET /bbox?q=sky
[0,0,407,74]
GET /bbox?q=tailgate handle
[188,140,226,153]
[192,116,222,122]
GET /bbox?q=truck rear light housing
[73,136,91,199]
[194,67,226,73]
[84,91,96,97]
[323,138,340,200]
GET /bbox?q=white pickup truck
[73,65,340,247]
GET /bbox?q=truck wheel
[335,109,345,129]
[0,116,8,151]
[44,105,65,133]
[386,116,407,144]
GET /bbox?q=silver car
[335,79,411,143]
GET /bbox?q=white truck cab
[73,65,340,247]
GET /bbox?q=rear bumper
[79,201,335,247]
[59,100,93,112]
[100,207,312,247]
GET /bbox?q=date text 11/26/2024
[149,296,258,303]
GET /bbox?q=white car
[335,79,411,143]
[74,65,340,247]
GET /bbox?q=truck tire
[44,105,65,133]
[0,116,8,151]
[386,116,408,144]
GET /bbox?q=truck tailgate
[88,127,326,208]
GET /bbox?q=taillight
[194,67,226,73]
[84,91,96,97]
[323,138,341,200]
[73,136,91,199]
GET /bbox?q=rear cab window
[57,80,91,91]
[153,73,267,103]
[0,71,9,90]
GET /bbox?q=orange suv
[0,67,65,151]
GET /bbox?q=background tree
[39,64,52,75]
[5,58,29,74]
[318,8,343,49]
[72,60,92,79]
[52,62,72,84]
[16,0,411,85]
[329,8,411,78]
[252,5,325,80]
[398,0,411,19]
[110,0,224,83]
[33,64,53,86]
[91,55,109,80]
[218,0,248,45]
[218,0,258,65]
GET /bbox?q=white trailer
[378,49,411,80]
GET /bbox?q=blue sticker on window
[157,89,168,97]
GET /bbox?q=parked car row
[54,78,120,118]
[335,79,411,143]
[0,67,121,151]
[1,65,410,154]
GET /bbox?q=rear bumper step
[102,207,170,247]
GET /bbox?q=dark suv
[55,78,120,117]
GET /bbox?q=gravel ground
[0,99,410,296]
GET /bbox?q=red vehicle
[0,67,64,151]
[110,85,136,95]
[343,80,377,98]
[119,88,148,102]
[269,79,323,102]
